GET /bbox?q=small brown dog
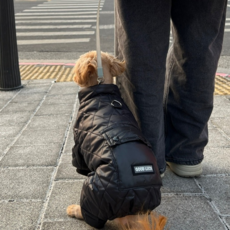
[72,51,125,87]
[67,51,166,230]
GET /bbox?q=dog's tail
[114,212,167,230]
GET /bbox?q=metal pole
[0,0,22,91]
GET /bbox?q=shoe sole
[160,173,165,178]
[167,162,202,177]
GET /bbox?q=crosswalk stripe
[16,0,105,46]
[15,15,97,19]
[17,38,90,45]
[100,11,114,14]
[32,6,101,8]
[49,0,104,1]
[16,20,96,23]
[16,25,92,29]
[24,9,101,11]
[36,4,99,6]
[16,12,97,15]
[92,24,114,29]
[16,31,95,36]
[47,1,104,2]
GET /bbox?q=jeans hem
[165,158,203,165]
[159,165,167,174]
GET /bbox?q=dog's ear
[106,54,126,76]
[73,58,97,87]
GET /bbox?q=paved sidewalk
[0,79,230,230]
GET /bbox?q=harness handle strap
[96,0,103,79]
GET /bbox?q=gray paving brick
[0,102,40,114]
[36,103,73,116]
[44,181,83,220]
[0,126,24,138]
[203,147,230,174]
[63,129,74,154]
[156,195,225,230]
[225,217,230,228]
[0,168,53,200]
[27,79,54,85]
[213,96,230,105]
[196,176,230,215]
[212,97,230,118]
[211,108,230,118]
[42,220,117,230]
[0,112,31,126]
[0,144,62,167]
[208,121,215,129]
[0,201,42,230]
[48,82,78,95]
[0,138,14,155]
[0,101,7,108]
[28,114,70,130]
[0,90,20,101]
[44,94,77,104]
[162,167,201,193]
[20,84,51,94]
[11,93,45,103]
[15,129,65,145]
[207,129,230,148]
[56,155,86,180]
[42,220,94,230]
[21,80,29,85]
[211,117,230,136]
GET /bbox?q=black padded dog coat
[72,84,162,229]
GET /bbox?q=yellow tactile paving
[19,65,230,95]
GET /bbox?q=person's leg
[115,0,171,174]
[165,0,227,176]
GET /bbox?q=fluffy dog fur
[73,51,125,87]
[67,51,167,230]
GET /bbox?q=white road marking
[92,24,114,29]
[17,38,90,45]
[16,20,96,23]
[32,6,100,8]
[100,11,114,14]
[36,4,99,7]
[24,9,101,11]
[15,15,97,19]
[47,0,105,1]
[48,0,104,2]
[16,25,92,29]
[16,31,94,36]
[16,12,97,15]
[15,0,106,46]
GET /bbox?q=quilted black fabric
[72,84,162,229]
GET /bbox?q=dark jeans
[115,0,227,173]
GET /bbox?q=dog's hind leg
[66,204,83,220]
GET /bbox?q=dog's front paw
[66,204,83,220]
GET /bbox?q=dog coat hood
[72,84,162,229]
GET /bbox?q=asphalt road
[13,0,230,61]
[14,0,114,59]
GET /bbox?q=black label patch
[132,164,155,175]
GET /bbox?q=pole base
[0,84,23,91]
